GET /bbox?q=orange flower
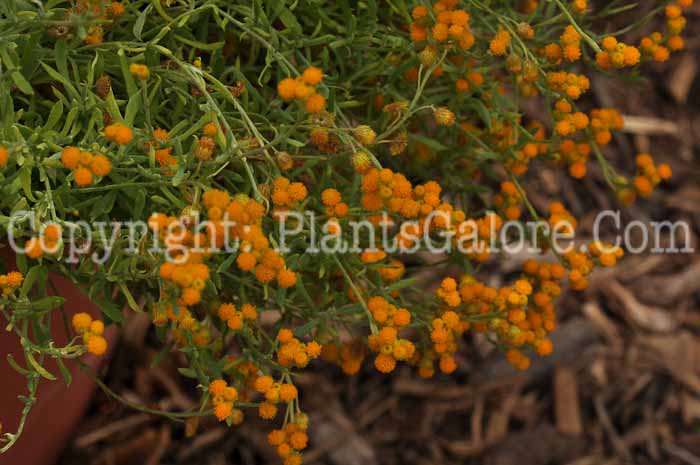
[90,154,112,177]
[305,93,326,113]
[61,146,80,169]
[74,167,93,186]
[105,123,134,145]
[301,66,323,85]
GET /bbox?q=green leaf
[18,165,36,202]
[124,91,142,126]
[133,4,153,41]
[172,34,225,51]
[61,106,80,136]
[55,39,69,78]
[104,88,123,122]
[40,62,80,101]
[20,265,47,298]
[7,354,31,376]
[29,296,65,313]
[410,133,448,152]
[118,49,138,97]
[44,100,64,131]
[89,190,117,218]
[56,357,73,386]
[11,71,34,95]
[26,352,57,380]
[96,298,125,324]
[119,283,141,312]
[178,367,198,378]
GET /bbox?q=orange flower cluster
[72,312,108,356]
[489,30,511,56]
[361,168,445,222]
[596,36,641,69]
[276,328,322,369]
[104,122,134,145]
[149,128,178,173]
[199,189,297,288]
[217,302,257,331]
[61,146,112,186]
[558,139,591,179]
[209,379,242,423]
[0,271,23,296]
[267,418,309,465]
[320,188,349,218]
[589,108,624,145]
[435,263,561,371]
[429,240,622,372]
[431,278,470,373]
[24,223,61,259]
[494,181,522,220]
[157,257,210,307]
[410,1,474,50]
[631,153,672,199]
[588,241,624,267]
[277,66,326,113]
[562,249,594,291]
[366,296,414,373]
[638,1,691,58]
[253,374,300,424]
[552,99,589,137]
[272,176,309,210]
[559,25,583,62]
[548,202,577,235]
[546,71,590,100]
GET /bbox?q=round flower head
[72,313,93,334]
[87,335,108,356]
[61,146,80,169]
[90,154,112,177]
[302,66,323,85]
[129,63,150,80]
[277,78,297,101]
[105,123,134,145]
[305,93,326,113]
[74,167,93,187]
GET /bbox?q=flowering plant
[0,0,684,462]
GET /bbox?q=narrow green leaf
[7,354,31,376]
[56,357,73,386]
[26,352,57,380]
[44,100,64,131]
[11,71,34,95]
[118,49,138,97]
[133,4,153,41]
[40,62,80,101]
[20,265,47,298]
[119,283,141,312]
[124,92,142,126]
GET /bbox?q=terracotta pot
[0,248,117,465]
